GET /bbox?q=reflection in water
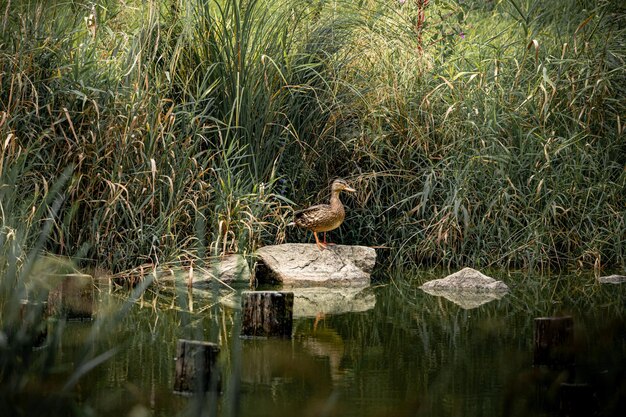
[419,287,507,309]
[302,326,346,383]
[8,272,625,417]
[216,286,376,318]
[290,286,376,318]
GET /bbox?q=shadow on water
[2,269,625,417]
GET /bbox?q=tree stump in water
[533,316,574,367]
[47,275,94,320]
[19,300,48,348]
[559,382,595,417]
[241,291,294,338]
[174,339,220,394]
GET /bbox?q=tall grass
[0,152,157,414]
[0,0,346,272]
[311,0,626,271]
[1,0,624,273]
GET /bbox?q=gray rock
[214,254,251,284]
[157,254,251,287]
[598,274,626,284]
[420,267,509,292]
[255,244,376,287]
[420,267,509,308]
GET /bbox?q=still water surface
[54,271,625,417]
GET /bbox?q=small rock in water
[597,274,626,284]
[420,267,509,292]
[419,267,509,309]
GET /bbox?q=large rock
[420,267,509,309]
[255,244,376,287]
[598,274,626,284]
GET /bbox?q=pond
[10,270,626,417]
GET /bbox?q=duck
[293,179,356,249]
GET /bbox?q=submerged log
[47,275,94,320]
[533,316,574,368]
[174,339,220,394]
[255,244,376,287]
[241,291,293,338]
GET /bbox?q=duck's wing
[294,203,331,226]
[295,203,329,217]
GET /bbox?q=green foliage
[1,0,624,273]
[320,0,626,271]
[1,0,322,272]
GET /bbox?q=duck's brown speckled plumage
[294,179,355,249]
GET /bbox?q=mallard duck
[293,179,356,249]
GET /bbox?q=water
[13,271,626,416]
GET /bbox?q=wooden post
[19,300,48,348]
[241,291,294,338]
[533,316,574,367]
[47,275,94,320]
[174,339,220,394]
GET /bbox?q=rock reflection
[419,287,506,309]
[290,286,376,318]
[218,286,376,317]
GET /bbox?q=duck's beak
[344,185,356,193]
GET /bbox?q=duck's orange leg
[323,232,336,246]
[314,232,327,250]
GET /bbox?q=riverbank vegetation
[1,0,625,274]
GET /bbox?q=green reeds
[1,0,624,273]
[322,0,626,271]
[0,0,337,272]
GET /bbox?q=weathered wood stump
[533,316,574,367]
[19,300,48,348]
[174,339,220,394]
[241,291,293,338]
[47,275,94,320]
